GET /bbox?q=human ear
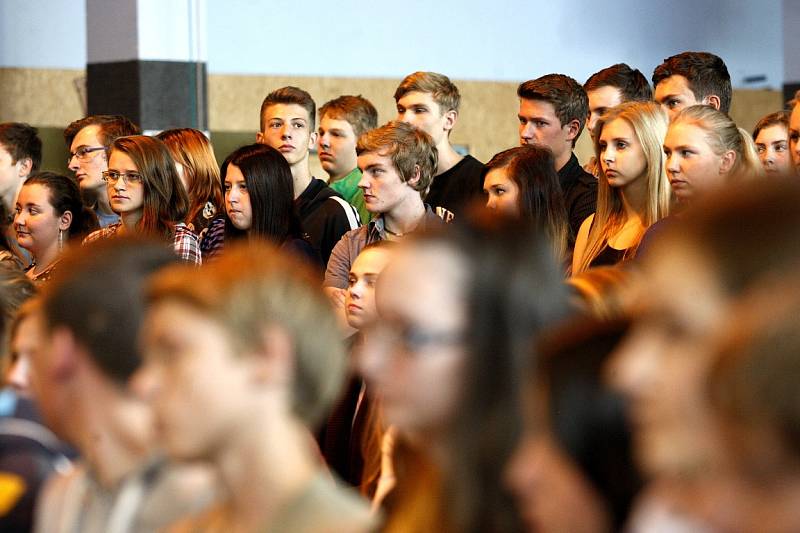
[704,94,722,111]
[443,109,458,132]
[564,119,581,142]
[407,165,421,188]
[719,150,737,174]
[59,210,73,231]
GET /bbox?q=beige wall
[1,67,786,173]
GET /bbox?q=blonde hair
[575,101,670,273]
[672,105,764,182]
[147,242,346,426]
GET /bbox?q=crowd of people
[0,50,799,532]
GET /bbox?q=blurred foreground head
[139,241,346,460]
[361,210,569,532]
[610,177,800,480]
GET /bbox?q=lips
[111,195,130,202]
[347,303,362,313]
[279,144,295,153]
[319,152,334,161]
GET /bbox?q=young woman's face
[755,124,792,175]
[137,299,254,461]
[224,164,253,231]
[345,247,392,330]
[663,122,730,202]
[598,118,648,189]
[484,166,520,216]
[358,243,467,441]
[608,242,730,479]
[14,183,66,257]
[107,151,145,216]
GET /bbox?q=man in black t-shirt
[517,74,597,246]
[395,72,484,217]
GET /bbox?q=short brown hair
[584,63,652,103]
[356,121,437,193]
[260,86,316,131]
[319,95,378,139]
[517,74,589,142]
[652,52,732,114]
[63,115,140,148]
[394,71,461,113]
[147,242,346,426]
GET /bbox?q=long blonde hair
[672,105,764,181]
[575,101,670,273]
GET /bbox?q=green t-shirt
[329,168,370,225]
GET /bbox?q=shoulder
[82,223,121,245]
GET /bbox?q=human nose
[280,123,292,139]
[486,194,497,210]
[357,174,370,190]
[520,123,535,144]
[7,355,30,394]
[67,153,80,171]
[319,132,330,149]
[606,327,660,399]
[130,362,161,402]
[666,153,679,174]
[228,185,240,203]
[603,146,615,163]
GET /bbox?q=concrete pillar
[85,0,208,131]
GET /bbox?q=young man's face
[68,125,109,193]
[518,98,575,165]
[587,85,624,139]
[654,75,702,121]
[754,124,792,175]
[0,143,29,201]
[137,299,256,461]
[396,91,453,147]
[357,152,418,215]
[257,103,317,168]
[317,115,358,181]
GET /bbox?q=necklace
[384,226,405,237]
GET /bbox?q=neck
[620,174,650,220]
[555,148,573,172]
[120,210,143,232]
[2,179,24,214]
[31,240,62,272]
[382,194,426,236]
[215,405,317,531]
[328,167,357,184]
[94,189,115,215]
[291,161,312,199]
[73,380,154,488]
[435,141,463,175]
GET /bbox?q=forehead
[224,163,245,182]
[19,183,51,205]
[108,150,137,169]
[790,105,800,129]
[587,85,623,108]
[664,122,707,147]
[654,75,695,99]
[263,103,310,123]
[600,117,635,139]
[71,124,103,148]
[519,98,559,120]
[756,124,788,142]
[358,151,394,169]
[14,311,43,344]
[484,166,512,185]
[397,91,441,110]
[319,116,355,133]
[351,247,392,276]
[377,245,466,325]
[0,144,11,161]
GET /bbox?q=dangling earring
[58,229,65,252]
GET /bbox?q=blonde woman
[572,102,670,274]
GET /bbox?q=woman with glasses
[83,135,201,265]
[357,212,569,532]
[14,172,98,284]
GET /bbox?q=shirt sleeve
[323,230,356,289]
[173,225,202,266]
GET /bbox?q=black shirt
[558,153,598,246]
[425,154,485,216]
[295,178,361,266]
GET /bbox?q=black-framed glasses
[102,170,143,185]
[67,146,105,164]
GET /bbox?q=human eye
[775,141,788,152]
[494,187,505,196]
[413,106,427,114]
[396,105,405,114]
[680,149,693,158]
[598,141,607,151]
[293,121,305,129]
[756,144,766,154]
[128,172,142,183]
[667,99,681,109]
[348,275,357,287]
[269,120,282,129]
[535,120,548,127]
[663,148,671,157]
[239,182,248,193]
[14,204,21,214]
[616,141,628,150]
[223,182,232,192]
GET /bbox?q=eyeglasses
[102,170,143,185]
[366,322,464,356]
[67,146,105,164]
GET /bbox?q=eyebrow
[657,93,681,101]
[363,164,385,172]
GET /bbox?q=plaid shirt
[83,222,202,265]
